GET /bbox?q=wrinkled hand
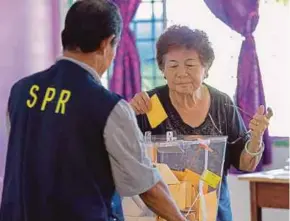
[249,105,272,141]
[129,92,151,115]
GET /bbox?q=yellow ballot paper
[201,169,221,189]
[146,94,168,128]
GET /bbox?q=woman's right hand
[129,92,152,115]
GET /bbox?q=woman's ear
[162,70,167,80]
[203,67,209,79]
[160,65,166,79]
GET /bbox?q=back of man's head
[61,0,122,53]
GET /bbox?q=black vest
[0,60,123,221]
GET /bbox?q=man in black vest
[0,1,186,221]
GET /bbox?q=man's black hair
[61,0,122,53]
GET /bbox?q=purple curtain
[204,0,272,172]
[109,0,141,100]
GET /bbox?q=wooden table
[238,169,290,221]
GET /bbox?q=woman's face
[163,47,206,94]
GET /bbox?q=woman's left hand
[249,105,271,140]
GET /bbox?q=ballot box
[123,131,227,221]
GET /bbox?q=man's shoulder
[10,69,51,96]
[89,83,123,105]
[109,99,136,123]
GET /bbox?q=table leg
[250,182,262,221]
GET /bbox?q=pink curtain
[51,0,61,60]
[109,0,141,100]
[0,0,54,202]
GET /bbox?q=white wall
[229,145,289,221]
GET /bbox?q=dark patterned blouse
[136,84,249,221]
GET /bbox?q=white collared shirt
[57,56,101,82]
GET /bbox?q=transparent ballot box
[122,131,228,221]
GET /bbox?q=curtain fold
[109,0,141,100]
[0,0,55,203]
[51,0,61,60]
[204,0,271,172]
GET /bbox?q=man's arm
[139,180,185,221]
[104,99,186,221]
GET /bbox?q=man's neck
[63,50,104,78]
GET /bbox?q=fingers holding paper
[129,91,151,115]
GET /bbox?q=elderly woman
[130,25,271,221]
